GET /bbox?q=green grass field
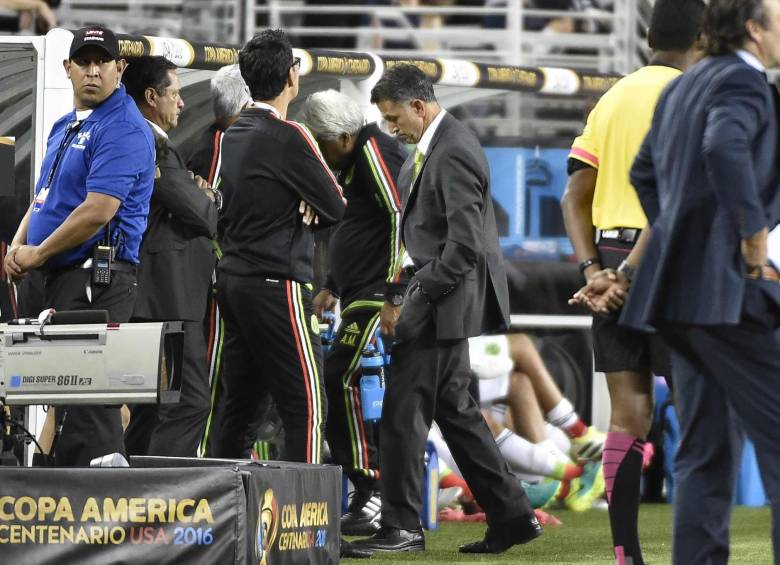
[345,504,773,564]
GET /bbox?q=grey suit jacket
[133,134,218,322]
[395,112,510,341]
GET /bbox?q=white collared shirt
[145,118,168,139]
[248,100,282,119]
[416,108,447,156]
[736,49,766,74]
[75,109,93,122]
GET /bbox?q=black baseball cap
[69,25,120,60]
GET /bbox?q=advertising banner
[242,463,340,565]
[117,34,239,71]
[113,32,620,96]
[0,467,247,565]
[130,457,341,565]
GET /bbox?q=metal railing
[246,0,644,73]
[55,0,649,73]
[56,0,242,44]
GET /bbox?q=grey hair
[300,89,365,141]
[210,64,251,121]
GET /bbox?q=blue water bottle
[360,343,385,422]
[320,311,336,354]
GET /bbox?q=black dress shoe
[340,537,374,559]
[459,513,542,554]
[341,490,382,536]
[352,526,425,552]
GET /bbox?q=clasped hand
[3,245,45,282]
[569,268,629,314]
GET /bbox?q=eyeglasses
[290,57,301,71]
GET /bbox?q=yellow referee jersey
[569,65,681,230]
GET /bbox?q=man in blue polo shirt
[3,25,156,466]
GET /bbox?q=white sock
[541,438,571,466]
[438,455,451,475]
[495,428,561,478]
[546,398,579,431]
[488,403,507,427]
[516,471,544,484]
[428,422,461,476]
[545,423,572,454]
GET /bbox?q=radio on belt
[0,317,183,406]
[92,243,113,287]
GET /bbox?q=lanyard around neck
[44,120,84,189]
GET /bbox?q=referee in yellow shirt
[561,2,706,564]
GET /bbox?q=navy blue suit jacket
[622,54,780,329]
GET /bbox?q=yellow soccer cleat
[570,426,606,462]
[564,461,605,512]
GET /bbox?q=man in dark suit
[354,64,541,554]
[618,1,780,562]
[121,56,219,457]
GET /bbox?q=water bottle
[320,311,336,354]
[360,343,385,422]
[374,328,390,366]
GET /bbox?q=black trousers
[43,268,136,467]
[199,281,222,455]
[324,302,382,491]
[124,320,211,457]
[380,319,534,530]
[210,273,326,463]
[658,279,780,565]
[200,289,282,459]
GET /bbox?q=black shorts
[592,238,672,378]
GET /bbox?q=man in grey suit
[354,64,541,554]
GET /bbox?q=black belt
[79,258,137,274]
[44,258,137,278]
[595,227,641,244]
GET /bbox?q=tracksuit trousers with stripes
[208,273,325,463]
[324,301,383,492]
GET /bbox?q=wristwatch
[210,187,223,211]
[616,260,636,284]
[388,293,404,307]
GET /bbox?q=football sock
[546,422,572,454]
[546,398,587,438]
[495,429,582,481]
[604,431,646,565]
[428,423,461,476]
[487,403,507,427]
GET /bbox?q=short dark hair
[704,0,769,56]
[648,0,706,51]
[239,29,294,101]
[370,64,437,105]
[122,56,177,105]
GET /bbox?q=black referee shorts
[593,238,672,379]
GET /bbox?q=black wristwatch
[388,293,404,307]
